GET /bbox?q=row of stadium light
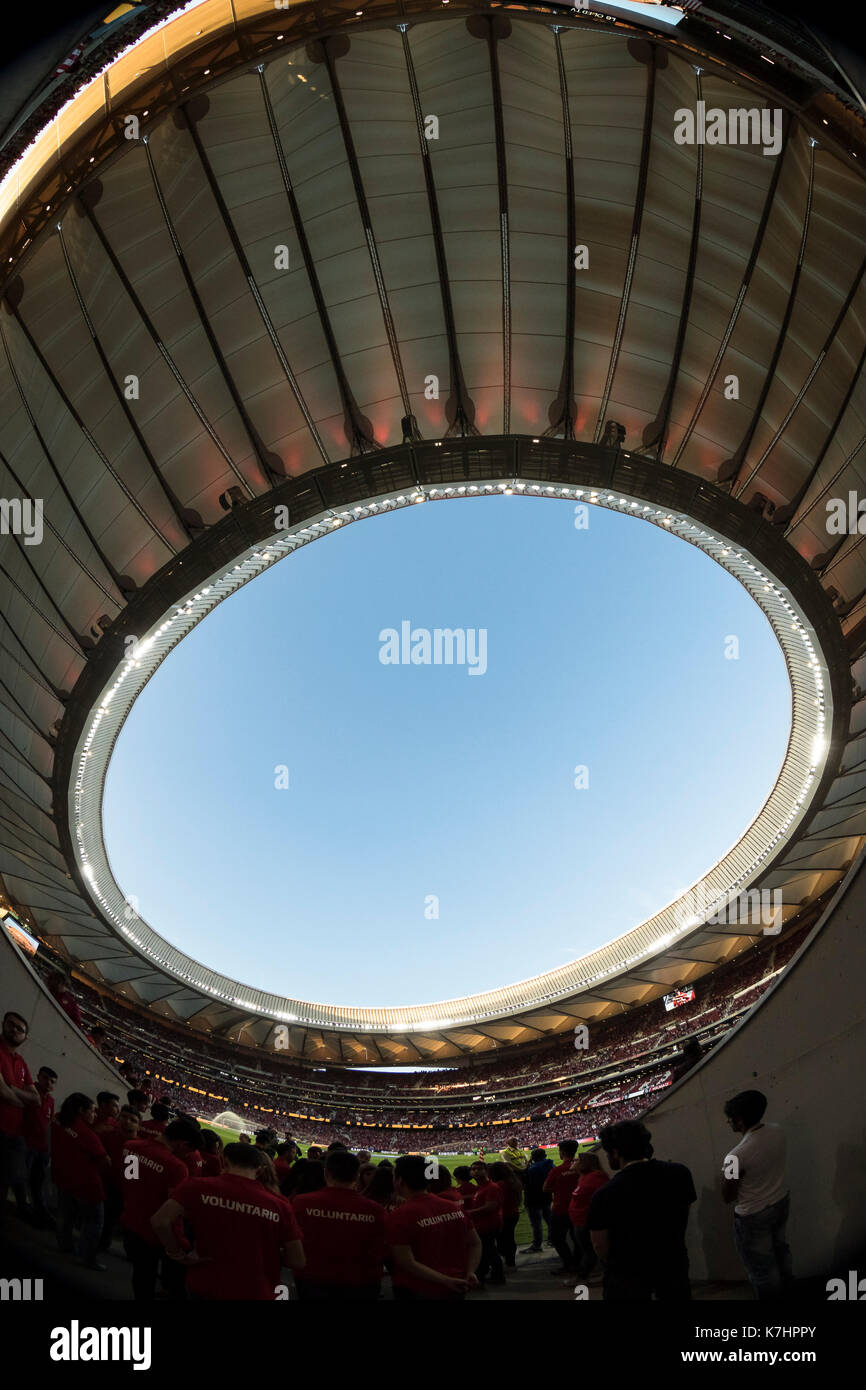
[70,475,831,1032]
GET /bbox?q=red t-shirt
[544,1160,580,1214]
[51,1118,108,1202]
[0,1041,32,1137]
[273,1157,292,1188]
[470,1180,503,1233]
[120,1137,189,1246]
[200,1153,223,1178]
[102,1127,136,1188]
[170,1174,301,1300]
[435,1187,463,1205]
[93,1117,118,1139]
[386,1193,473,1298]
[292,1187,384,1287]
[138,1120,167,1140]
[53,989,83,1029]
[22,1089,54,1151]
[568,1169,610,1228]
[456,1180,476,1211]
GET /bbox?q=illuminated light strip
[2,1,692,256]
[69,479,832,1033]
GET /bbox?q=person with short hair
[93,1093,120,1136]
[469,1160,505,1285]
[47,972,83,1030]
[139,1102,170,1139]
[0,1010,39,1208]
[588,1121,696,1301]
[722,1090,791,1301]
[121,1117,200,1301]
[500,1142,528,1172]
[199,1129,224,1178]
[387,1155,481,1300]
[292,1149,384,1300]
[126,1090,149,1119]
[522,1147,554,1253]
[289,1158,326,1197]
[19,1064,57,1227]
[51,1093,110,1270]
[238,1133,252,1145]
[543,1140,580,1272]
[151,1141,305,1300]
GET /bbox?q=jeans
[549,1212,577,1270]
[123,1229,162,1301]
[734,1193,792,1300]
[574,1224,597,1276]
[476,1229,505,1282]
[99,1186,123,1250]
[26,1149,52,1216]
[57,1191,104,1263]
[527,1201,551,1247]
[497,1214,519,1266]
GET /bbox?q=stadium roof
[2,0,866,1062]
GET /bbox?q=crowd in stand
[17,922,809,1159]
[0,996,794,1301]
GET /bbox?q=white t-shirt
[725,1123,787,1216]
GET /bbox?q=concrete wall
[0,929,126,1100]
[644,851,866,1282]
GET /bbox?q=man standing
[99,1105,141,1251]
[121,1117,200,1300]
[292,1149,384,1299]
[387,1155,481,1300]
[588,1120,696,1301]
[501,1142,528,1172]
[543,1139,581,1272]
[92,1093,120,1137]
[722,1090,791,1301]
[469,1160,505,1285]
[151,1141,305,1300]
[522,1147,553,1253]
[0,1011,39,1209]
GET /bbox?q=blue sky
[103,496,790,1008]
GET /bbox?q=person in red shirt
[99,1104,140,1250]
[139,1102,170,1140]
[47,972,84,1030]
[20,1064,57,1227]
[0,1011,39,1208]
[452,1166,477,1211]
[387,1156,481,1300]
[52,1093,110,1269]
[121,1117,200,1300]
[469,1160,505,1286]
[490,1161,523,1268]
[429,1166,463,1204]
[568,1151,610,1279]
[151,1142,305,1300]
[292,1149,384,1300]
[93,1092,121,1137]
[543,1139,581,1273]
[199,1128,224,1178]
